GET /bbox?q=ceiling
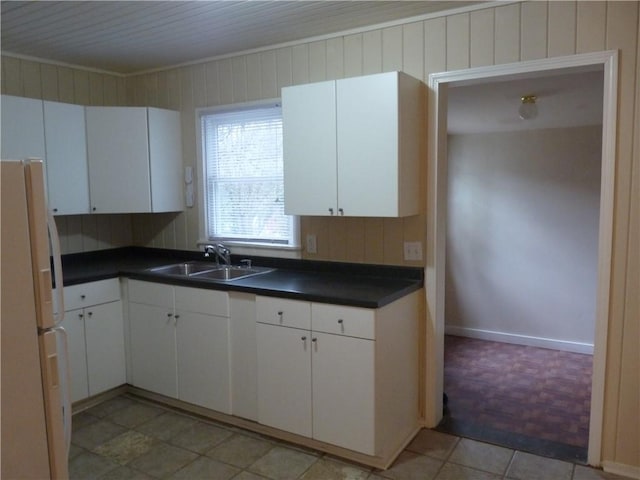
[447,69,605,134]
[1,1,478,75]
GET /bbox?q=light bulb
[519,95,538,120]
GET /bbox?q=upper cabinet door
[337,73,400,217]
[283,80,338,216]
[1,95,46,162]
[43,101,90,215]
[147,108,183,213]
[86,107,151,213]
[337,72,421,217]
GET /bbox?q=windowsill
[197,240,303,259]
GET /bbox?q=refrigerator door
[1,160,52,479]
[24,158,56,330]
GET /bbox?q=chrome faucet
[203,243,231,266]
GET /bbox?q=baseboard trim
[445,326,594,354]
[602,461,640,479]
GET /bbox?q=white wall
[445,126,602,352]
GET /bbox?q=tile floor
[69,394,628,480]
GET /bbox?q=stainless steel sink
[191,266,273,281]
[148,261,219,276]
[148,262,272,281]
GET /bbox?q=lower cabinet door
[257,323,312,437]
[176,311,230,413]
[312,332,375,455]
[61,308,89,402]
[129,302,177,398]
[84,300,126,396]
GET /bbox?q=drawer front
[64,278,120,311]
[174,286,229,316]
[312,303,375,340]
[256,296,311,330]
[127,280,173,309]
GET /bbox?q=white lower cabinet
[255,295,411,457]
[128,280,230,413]
[62,279,125,402]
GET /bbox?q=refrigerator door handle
[47,208,64,324]
[53,326,72,456]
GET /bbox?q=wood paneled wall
[1,1,638,469]
[0,56,133,254]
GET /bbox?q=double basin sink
[148,261,273,282]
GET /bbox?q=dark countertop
[61,247,423,308]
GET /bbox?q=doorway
[423,51,619,467]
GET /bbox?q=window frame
[195,99,301,258]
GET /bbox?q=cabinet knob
[53,208,58,212]
[78,313,83,319]
[87,311,93,317]
[301,336,307,341]
[92,207,97,211]
[174,314,180,319]
[277,311,283,322]
[80,294,86,300]
[337,319,343,324]
[328,208,334,215]
[167,312,173,317]
[338,208,344,216]
[312,338,317,343]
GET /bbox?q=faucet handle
[240,259,252,269]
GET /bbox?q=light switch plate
[306,234,317,254]
[403,241,423,261]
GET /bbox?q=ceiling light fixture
[518,95,538,120]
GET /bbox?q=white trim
[1,1,517,77]
[444,326,594,355]
[602,461,640,480]
[428,50,618,468]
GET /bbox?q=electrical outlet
[306,234,317,254]
[403,241,423,261]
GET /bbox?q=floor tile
[86,396,137,418]
[448,438,514,475]
[72,419,128,450]
[406,429,459,460]
[72,411,99,431]
[435,463,501,480]
[505,451,573,480]
[68,443,85,461]
[127,443,198,478]
[93,430,156,465]
[106,402,165,429]
[572,465,631,480]
[97,465,155,480]
[169,420,234,453]
[248,445,319,480]
[233,472,271,480]
[206,432,273,467]
[169,456,240,479]
[135,411,197,441]
[376,451,443,480]
[68,451,119,480]
[300,457,371,479]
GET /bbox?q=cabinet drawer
[128,280,173,308]
[174,286,229,317]
[64,278,120,311]
[256,296,311,330]
[312,303,375,340]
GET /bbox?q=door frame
[423,50,618,467]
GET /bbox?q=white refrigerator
[1,159,71,479]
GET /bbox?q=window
[200,103,298,248]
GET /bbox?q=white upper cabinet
[86,106,183,214]
[283,71,424,217]
[1,95,46,163]
[43,101,90,215]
